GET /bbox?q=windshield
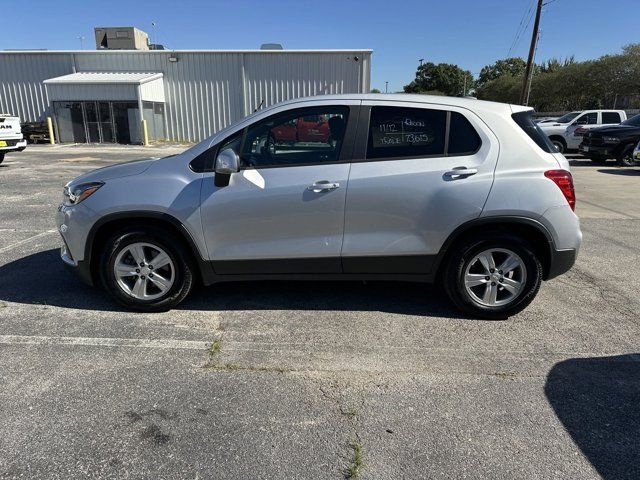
[621,114,640,127]
[556,112,580,123]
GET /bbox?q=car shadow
[545,354,640,480]
[568,159,615,167]
[597,168,640,176]
[0,248,466,318]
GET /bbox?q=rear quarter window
[448,112,481,155]
[512,111,556,153]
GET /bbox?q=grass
[204,337,222,367]
[346,439,363,478]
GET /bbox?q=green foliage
[476,44,640,110]
[370,88,381,93]
[477,57,526,87]
[404,62,473,96]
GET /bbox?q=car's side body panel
[342,101,500,269]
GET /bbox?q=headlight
[603,136,620,143]
[64,181,104,206]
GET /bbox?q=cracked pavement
[0,146,639,479]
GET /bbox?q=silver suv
[57,94,581,319]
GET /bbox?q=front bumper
[57,202,95,285]
[578,143,619,158]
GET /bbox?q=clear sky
[2,0,638,92]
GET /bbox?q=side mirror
[214,148,239,187]
[215,148,240,174]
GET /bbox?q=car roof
[266,93,522,115]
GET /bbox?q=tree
[370,88,381,93]
[476,44,640,111]
[476,57,526,87]
[403,62,473,96]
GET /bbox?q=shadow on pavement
[0,248,464,318]
[597,168,640,176]
[545,354,640,480]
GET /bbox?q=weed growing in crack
[346,439,363,478]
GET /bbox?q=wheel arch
[433,216,555,281]
[85,211,213,286]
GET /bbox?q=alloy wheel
[463,248,527,307]
[113,242,175,300]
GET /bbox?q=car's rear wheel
[0,153,4,165]
[100,228,194,311]
[617,144,636,167]
[444,235,542,319]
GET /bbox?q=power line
[508,0,535,57]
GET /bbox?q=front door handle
[308,180,340,192]
[444,167,478,179]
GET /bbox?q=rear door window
[366,106,446,159]
[602,112,622,124]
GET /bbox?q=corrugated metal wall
[46,83,140,101]
[0,50,371,142]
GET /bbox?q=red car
[271,115,330,144]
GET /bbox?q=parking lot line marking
[0,334,210,350]
[0,230,57,254]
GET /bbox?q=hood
[588,125,638,135]
[67,157,159,187]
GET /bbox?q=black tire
[443,234,543,320]
[100,227,194,312]
[549,137,566,154]
[0,153,4,165]
[617,144,636,167]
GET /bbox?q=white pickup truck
[538,109,627,153]
[0,114,27,164]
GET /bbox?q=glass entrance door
[84,102,101,143]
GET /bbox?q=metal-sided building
[0,49,372,144]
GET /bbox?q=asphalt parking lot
[0,144,639,479]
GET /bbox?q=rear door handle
[444,167,478,179]
[308,180,340,192]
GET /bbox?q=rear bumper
[547,248,577,280]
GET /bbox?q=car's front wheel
[101,228,194,311]
[617,144,636,167]
[444,235,542,319]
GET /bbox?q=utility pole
[385,81,388,93]
[77,36,85,50]
[520,0,543,105]
[419,58,424,67]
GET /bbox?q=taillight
[544,169,576,211]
